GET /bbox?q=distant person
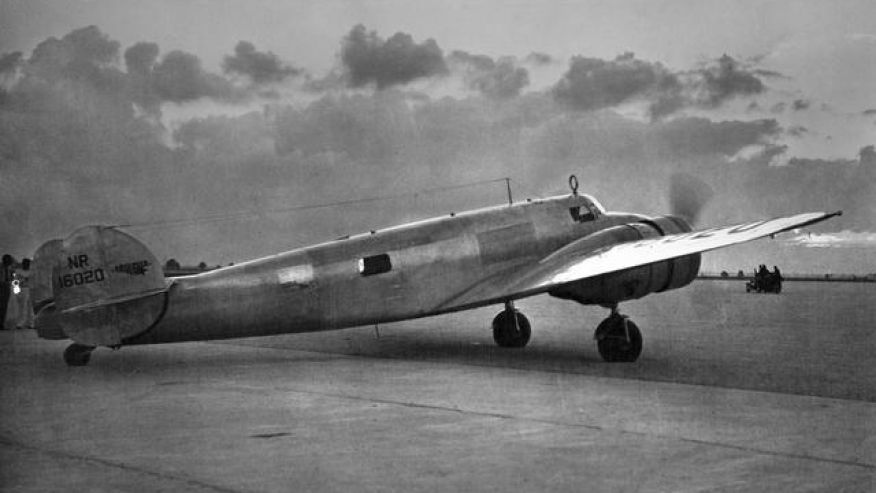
[757,264,769,291]
[772,266,783,292]
[0,255,13,330]
[8,258,34,329]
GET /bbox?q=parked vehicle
[746,265,782,293]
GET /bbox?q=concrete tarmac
[1,280,875,492]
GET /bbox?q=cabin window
[569,206,596,223]
[359,253,392,276]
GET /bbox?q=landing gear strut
[492,301,531,348]
[63,343,95,367]
[594,305,642,362]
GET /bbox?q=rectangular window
[359,253,392,276]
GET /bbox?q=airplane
[29,175,840,366]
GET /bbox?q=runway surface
[1,280,874,492]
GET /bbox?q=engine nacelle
[549,215,701,305]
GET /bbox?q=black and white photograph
[1,0,874,491]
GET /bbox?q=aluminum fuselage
[128,195,644,344]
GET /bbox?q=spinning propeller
[669,173,714,226]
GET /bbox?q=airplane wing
[438,211,841,310]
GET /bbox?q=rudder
[51,226,169,346]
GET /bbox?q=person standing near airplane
[0,255,14,330]
[9,258,34,329]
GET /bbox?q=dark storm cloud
[473,58,529,99]
[551,53,770,118]
[26,25,124,92]
[223,41,300,83]
[552,52,680,112]
[0,52,23,74]
[449,51,529,99]
[525,52,553,65]
[123,42,161,114]
[792,99,810,111]
[124,42,159,75]
[12,25,246,107]
[448,50,495,71]
[152,50,239,102]
[125,42,252,112]
[693,54,765,107]
[341,24,448,89]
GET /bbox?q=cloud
[152,50,240,102]
[785,230,876,248]
[551,52,769,118]
[448,50,495,71]
[654,117,780,156]
[525,52,553,65]
[770,102,786,113]
[0,52,22,99]
[552,52,680,112]
[0,51,23,75]
[787,125,808,137]
[792,98,810,111]
[341,24,448,89]
[26,25,124,92]
[223,41,300,83]
[752,68,786,79]
[124,42,159,75]
[691,54,765,107]
[449,51,529,99]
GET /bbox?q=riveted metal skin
[125,194,625,345]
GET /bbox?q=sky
[1,0,875,274]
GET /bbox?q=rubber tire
[492,310,531,348]
[596,317,642,362]
[64,343,93,367]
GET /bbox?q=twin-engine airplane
[30,176,839,366]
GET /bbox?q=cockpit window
[569,205,599,223]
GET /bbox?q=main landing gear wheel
[594,310,642,363]
[492,302,531,348]
[64,343,95,367]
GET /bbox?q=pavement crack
[0,434,247,493]
[254,384,876,473]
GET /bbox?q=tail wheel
[595,316,642,362]
[492,310,531,348]
[63,343,94,367]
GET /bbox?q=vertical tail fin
[44,226,169,346]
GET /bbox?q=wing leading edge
[438,211,841,310]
